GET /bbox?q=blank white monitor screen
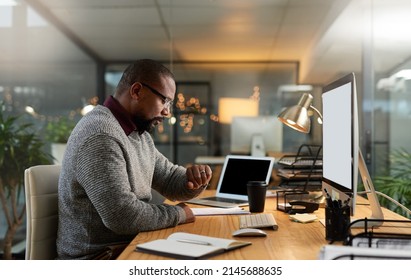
[322,82,353,191]
[231,116,283,155]
[322,72,359,216]
[322,73,383,222]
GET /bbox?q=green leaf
[44,116,76,143]
[373,149,411,218]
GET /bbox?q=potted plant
[45,116,75,164]
[0,104,52,259]
[373,148,411,218]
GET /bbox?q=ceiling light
[81,105,95,116]
[0,0,18,6]
[394,69,411,80]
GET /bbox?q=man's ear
[130,82,142,100]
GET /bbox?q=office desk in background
[117,190,410,260]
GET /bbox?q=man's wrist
[176,203,195,224]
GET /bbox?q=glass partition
[0,2,97,258]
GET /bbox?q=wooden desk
[117,190,409,260]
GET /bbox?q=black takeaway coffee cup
[246,181,268,212]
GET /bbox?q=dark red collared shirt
[103,96,136,136]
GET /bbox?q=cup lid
[247,181,267,186]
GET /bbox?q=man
[56,59,212,259]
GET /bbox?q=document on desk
[289,213,318,223]
[192,207,250,216]
[136,232,251,259]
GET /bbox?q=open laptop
[186,155,275,208]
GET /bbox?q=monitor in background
[322,72,383,226]
[231,116,283,157]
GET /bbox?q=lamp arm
[309,105,323,121]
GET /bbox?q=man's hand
[186,164,212,190]
[177,203,195,224]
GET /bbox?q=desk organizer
[344,218,411,250]
[276,190,309,213]
[277,144,323,192]
[320,218,411,260]
[325,204,350,242]
[276,190,319,214]
[275,144,323,214]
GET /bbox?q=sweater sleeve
[151,148,204,201]
[75,134,187,235]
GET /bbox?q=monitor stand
[350,150,384,228]
[251,134,265,157]
[319,150,384,229]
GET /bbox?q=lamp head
[277,93,313,133]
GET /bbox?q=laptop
[186,155,275,208]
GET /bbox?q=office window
[0,6,12,27]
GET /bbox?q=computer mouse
[232,228,267,237]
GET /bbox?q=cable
[357,190,411,216]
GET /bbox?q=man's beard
[133,114,163,134]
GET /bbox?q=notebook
[136,232,251,259]
[186,155,275,208]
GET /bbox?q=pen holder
[325,204,350,242]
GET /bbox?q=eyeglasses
[140,82,173,110]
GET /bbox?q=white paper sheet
[192,207,250,216]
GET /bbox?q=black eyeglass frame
[140,82,173,109]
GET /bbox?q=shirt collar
[103,96,136,136]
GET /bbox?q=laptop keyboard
[239,213,278,230]
[202,197,247,204]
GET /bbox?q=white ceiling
[4,0,411,85]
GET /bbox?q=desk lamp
[277,92,324,212]
[277,93,322,133]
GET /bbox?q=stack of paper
[192,207,250,216]
[289,213,318,223]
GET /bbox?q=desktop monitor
[322,73,383,224]
[231,116,283,156]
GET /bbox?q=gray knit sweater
[56,105,202,259]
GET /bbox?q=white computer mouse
[232,228,267,237]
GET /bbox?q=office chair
[24,165,61,260]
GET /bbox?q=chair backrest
[24,165,61,260]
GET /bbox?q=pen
[343,195,352,207]
[324,188,333,207]
[324,188,331,198]
[176,239,212,246]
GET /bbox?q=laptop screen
[218,156,274,198]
